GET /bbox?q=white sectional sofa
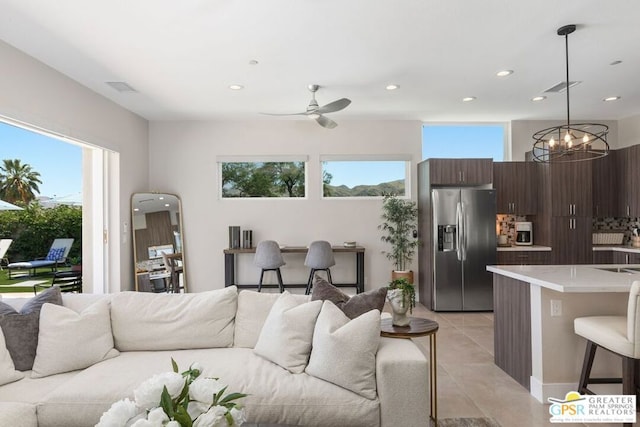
[0,287,430,427]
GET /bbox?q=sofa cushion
[0,402,37,427]
[234,290,309,348]
[32,299,119,378]
[311,275,387,319]
[306,301,381,399]
[253,292,322,373]
[0,326,23,386]
[36,348,380,427]
[110,286,237,351]
[0,286,62,370]
[0,370,79,404]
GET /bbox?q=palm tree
[0,159,42,204]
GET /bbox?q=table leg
[224,253,236,287]
[356,252,365,293]
[430,333,437,423]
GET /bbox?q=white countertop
[592,245,640,253]
[497,245,552,252]
[487,264,640,293]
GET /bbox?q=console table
[224,246,365,293]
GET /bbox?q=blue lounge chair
[7,238,74,278]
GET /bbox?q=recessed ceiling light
[610,60,622,66]
[229,84,244,90]
[158,196,164,200]
[603,96,621,102]
[496,70,513,77]
[133,208,139,212]
[164,203,170,207]
[386,84,399,91]
[462,97,476,102]
[532,96,547,102]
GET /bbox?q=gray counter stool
[304,240,335,295]
[254,240,285,292]
[574,280,640,423]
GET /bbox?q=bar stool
[574,280,640,422]
[304,240,335,295]
[254,240,285,292]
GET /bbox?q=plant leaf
[225,411,234,426]
[219,392,248,405]
[160,386,175,418]
[171,358,179,373]
[174,405,192,427]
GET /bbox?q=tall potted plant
[379,194,418,283]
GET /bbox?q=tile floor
[403,303,626,427]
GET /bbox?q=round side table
[380,317,439,423]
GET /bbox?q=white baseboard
[530,377,577,403]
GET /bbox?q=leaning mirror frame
[131,192,187,293]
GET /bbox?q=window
[219,157,307,198]
[422,124,505,160]
[321,155,409,198]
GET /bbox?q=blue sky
[0,122,82,201]
[423,124,504,160]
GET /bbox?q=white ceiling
[1,0,639,123]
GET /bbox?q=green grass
[0,267,69,293]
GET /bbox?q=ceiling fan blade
[317,98,351,114]
[259,112,307,116]
[316,115,338,129]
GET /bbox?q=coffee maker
[514,222,533,245]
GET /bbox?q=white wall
[0,40,149,291]
[149,120,422,293]
[510,119,619,161]
[618,113,640,148]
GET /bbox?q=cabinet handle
[627,205,631,217]
[626,254,630,264]
[458,171,462,182]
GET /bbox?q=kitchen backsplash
[496,214,527,245]
[593,217,640,244]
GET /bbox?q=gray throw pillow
[311,275,387,319]
[0,286,63,371]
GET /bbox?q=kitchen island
[487,264,637,403]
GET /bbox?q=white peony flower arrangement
[97,360,247,427]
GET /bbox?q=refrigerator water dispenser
[437,225,457,252]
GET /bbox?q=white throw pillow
[234,290,310,348]
[253,291,322,373]
[0,328,24,386]
[31,299,119,378]
[111,286,237,351]
[305,301,381,399]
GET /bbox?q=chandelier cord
[564,30,571,129]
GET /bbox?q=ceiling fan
[262,84,351,129]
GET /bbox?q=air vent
[544,81,581,93]
[106,81,137,93]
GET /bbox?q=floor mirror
[131,192,187,292]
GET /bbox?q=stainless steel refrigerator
[432,188,496,311]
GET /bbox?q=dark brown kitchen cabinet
[497,251,551,265]
[613,251,640,264]
[428,158,493,185]
[592,152,618,217]
[493,162,538,214]
[549,162,593,217]
[551,217,592,264]
[592,250,614,264]
[616,145,640,217]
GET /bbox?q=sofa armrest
[376,337,430,427]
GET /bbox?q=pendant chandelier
[532,24,609,163]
